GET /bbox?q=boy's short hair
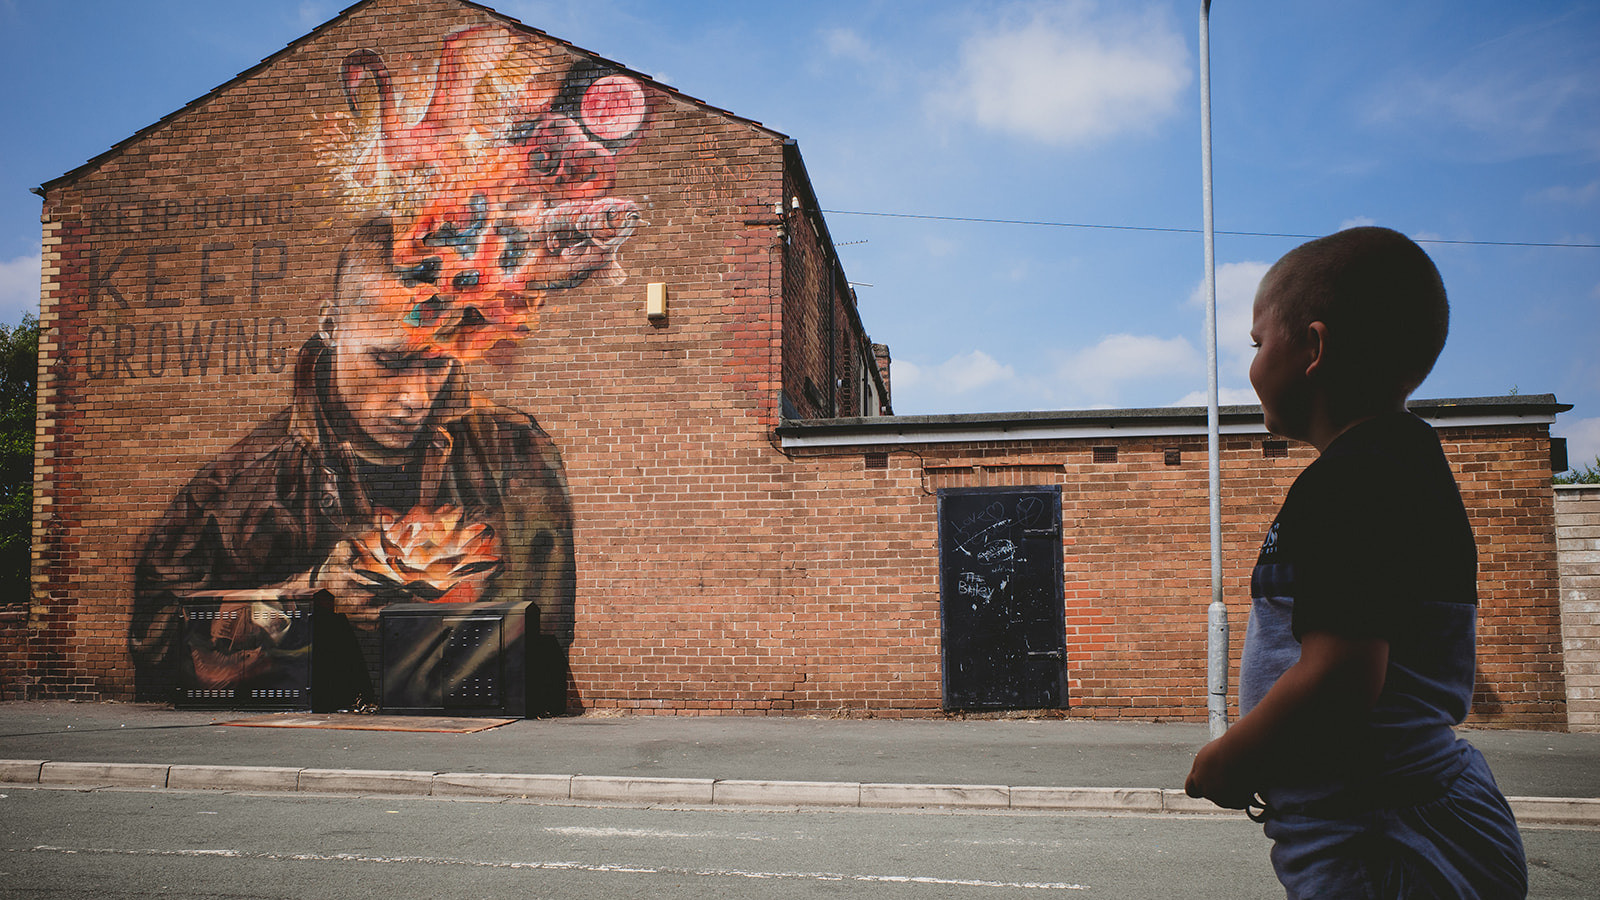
[332,218,396,311]
[1268,226,1448,399]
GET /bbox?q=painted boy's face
[330,325,453,451]
[1248,269,1316,443]
[328,253,456,452]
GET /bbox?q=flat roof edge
[777,394,1568,449]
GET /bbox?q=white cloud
[891,350,1037,413]
[0,252,41,325]
[893,261,1276,415]
[297,2,337,28]
[910,349,1016,395]
[929,0,1191,147]
[1054,332,1202,404]
[1170,386,1261,408]
[898,334,1211,414]
[1533,180,1600,206]
[1187,260,1270,385]
[1061,332,1199,380]
[1558,417,1600,472]
[1337,216,1377,231]
[823,27,872,62]
[1365,15,1600,162]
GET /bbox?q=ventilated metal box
[174,595,322,710]
[379,600,532,717]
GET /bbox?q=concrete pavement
[3,701,1598,825]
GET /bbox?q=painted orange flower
[349,506,503,603]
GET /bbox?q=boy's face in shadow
[1249,265,1317,443]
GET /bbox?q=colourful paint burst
[324,25,647,360]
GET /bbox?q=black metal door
[938,486,1066,710]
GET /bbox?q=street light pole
[1200,0,1229,740]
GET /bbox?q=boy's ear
[1303,321,1329,379]
[318,300,339,341]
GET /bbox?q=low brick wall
[774,417,1568,727]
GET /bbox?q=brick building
[12,0,1573,726]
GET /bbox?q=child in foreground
[1184,227,1528,898]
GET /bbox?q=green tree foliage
[1556,456,1600,485]
[0,315,37,602]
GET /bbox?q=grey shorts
[1261,745,1527,899]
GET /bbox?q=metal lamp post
[1200,0,1229,740]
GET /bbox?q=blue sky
[2,1,1596,469]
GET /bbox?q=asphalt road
[3,787,1597,899]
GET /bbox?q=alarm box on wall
[379,600,533,717]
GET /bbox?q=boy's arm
[1184,630,1388,809]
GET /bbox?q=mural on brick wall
[128,26,647,711]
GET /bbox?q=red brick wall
[1446,428,1567,725]
[777,425,1565,727]
[781,166,874,420]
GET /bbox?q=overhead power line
[817,208,1600,250]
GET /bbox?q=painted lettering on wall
[84,317,290,379]
[87,194,294,236]
[81,239,288,312]
[77,194,297,383]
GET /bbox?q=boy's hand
[1185,736,1255,809]
[1183,631,1388,812]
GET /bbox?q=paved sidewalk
[3,701,1598,824]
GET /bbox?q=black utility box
[379,600,533,717]
[175,592,329,711]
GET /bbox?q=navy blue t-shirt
[1240,412,1479,810]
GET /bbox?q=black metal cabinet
[174,594,321,711]
[379,601,533,717]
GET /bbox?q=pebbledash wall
[1556,485,1600,732]
[13,0,1572,727]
